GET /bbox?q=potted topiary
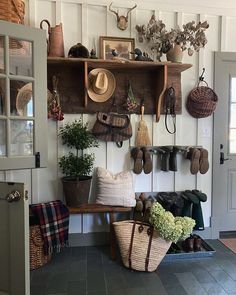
[59,119,99,207]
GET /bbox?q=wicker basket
[113,220,171,272]
[30,225,51,271]
[0,0,25,24]
[186,81,218,118]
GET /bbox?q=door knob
[6,190,21,203]
[220,152,232,165]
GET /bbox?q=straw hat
[16,83,32,116]
[87,68,116,102]
[16,83,52,116]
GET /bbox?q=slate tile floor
[31,240,236,295]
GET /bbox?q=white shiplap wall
[3,0,236,237]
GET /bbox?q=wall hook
[199,68,205,81]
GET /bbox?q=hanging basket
[113,220,171,272]
[0,0,25,24]
[186,81,218,118]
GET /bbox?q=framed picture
[99,36,135,60]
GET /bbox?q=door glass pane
[0,78,6,115]
[0,120,6,156]
[9,39,32,77]
[10,81,33,117]
[0,36,4,73]
[230,103,236,128]
[229,128,236,154]
[10,120,34,156]
[231,77,236,102]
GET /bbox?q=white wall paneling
[3,0,235,236]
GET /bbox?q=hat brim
[87,68,116,102]
[16,83,32,116]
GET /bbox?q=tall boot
[158,147,172,172]
[169,146,179,171]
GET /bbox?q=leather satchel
[92,112,132,147]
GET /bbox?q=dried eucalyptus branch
[136,15,209,60]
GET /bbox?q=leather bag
[92,112,132,147]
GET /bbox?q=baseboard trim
[194,227,212,239]
[69,227,213,247]
[69,232,110,247]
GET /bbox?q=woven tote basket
[30,225,51,270]
[186,81,218,118]
[113,220,171,272]
[0,0,25,24]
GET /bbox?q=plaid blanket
[30,200,69,255]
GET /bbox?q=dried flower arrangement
[149,202,195,243]
[136,15,209,61]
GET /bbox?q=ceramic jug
[40,19,65,57]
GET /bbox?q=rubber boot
[144,199,152,223]
[169,192,184,216]
[193,235,202,251]
[169,146,179,171]
[158,147,172,171]
[156,192,172,211]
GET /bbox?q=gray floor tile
[164,284,189,295]
[30,285,46,295]
[201,282,228,294]
[87,270,106,293]
[30,241,236,295]
[124,287,148,295]
[191,268,216,284]
[210,269,236,293]
[67,280,86,295]
[46,272,70,293]
[175,272,208,295]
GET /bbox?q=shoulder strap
[128,221,136,269]
[145,226,154,271]
[165,87,176,134]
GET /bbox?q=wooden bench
[68,204,132,260]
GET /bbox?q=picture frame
[99,36,135,60]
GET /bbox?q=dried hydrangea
[149,202,195,243]
[175,216,196,241]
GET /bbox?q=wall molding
[69,227,213,247]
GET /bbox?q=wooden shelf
[47,57,191,71]
[47,57,192,122]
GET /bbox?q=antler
[126,4,137,18]
[109,2,119,19]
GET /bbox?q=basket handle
[31,228,44,246]
[197,80,208,87]
[128,221,154,271]
[11,0,24,23]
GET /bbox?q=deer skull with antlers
[109,2,137,31]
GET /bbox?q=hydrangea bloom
[149,202,195,243]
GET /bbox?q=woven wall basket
[30,225,51,271]
[186,82,218,118]
[113,220,171,272]
[0,0,25,24]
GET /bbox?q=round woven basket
[113,220,171,272]
[186,82,218,118]
[0,0,25,24]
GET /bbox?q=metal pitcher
[40,19,65,57]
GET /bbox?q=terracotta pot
[62,176,92,207]
[166,44,183,63]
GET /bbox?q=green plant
[149,202,195,243]
[59,119,99,179]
